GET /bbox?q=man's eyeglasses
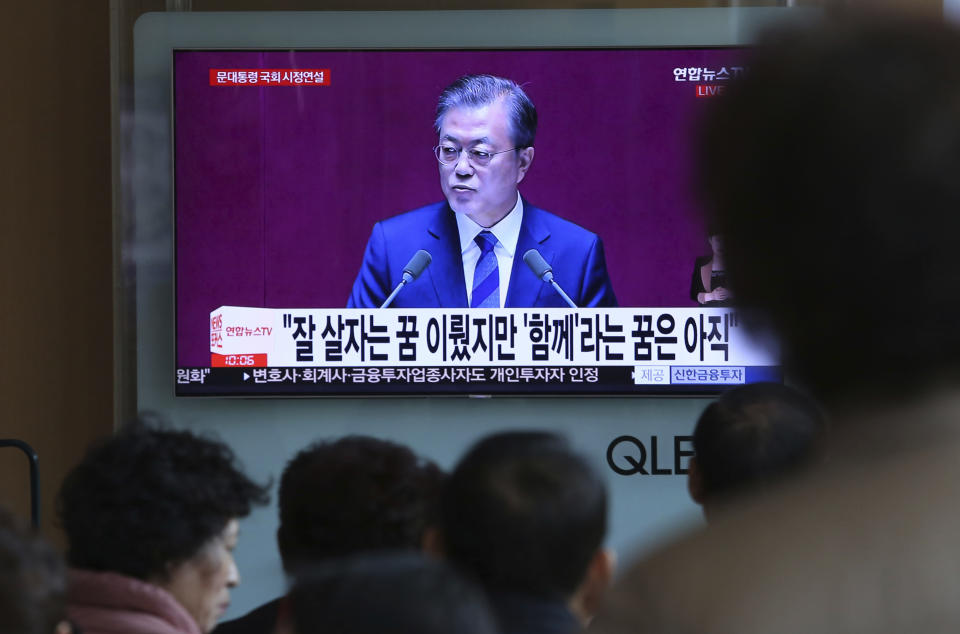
[434,144,519,168]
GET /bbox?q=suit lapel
[506,203,553,308]
[426,203,469,307]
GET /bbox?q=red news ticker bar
[211,353,268,367]
[209,68,331,87]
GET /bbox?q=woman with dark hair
[690,232,731,306]
[58,424,269,634]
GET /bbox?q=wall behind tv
[1,0,114,548]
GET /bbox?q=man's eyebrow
[440,134,493,146]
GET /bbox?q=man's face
[438,97,534,228]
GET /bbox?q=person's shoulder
[212,598,284,634]
[594,427,960,634]
[378,201,448,230]
[524,202,600,241]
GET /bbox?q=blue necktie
[471,231,500,308]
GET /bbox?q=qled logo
[606,435,694,476]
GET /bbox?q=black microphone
[523,249,577,308]
[380,250,432,308]
[402,249,432,284]
[523,250,554,283]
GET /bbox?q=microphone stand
[380,279,409,309]
[549,279,577,308]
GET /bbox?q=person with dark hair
[689,231,730,306]
[687,382,825,521]
[440,431,612,634]
[348,73,617,309]
[213,435,444,634]
[59,424,269,634]
[0,506,71,634]
[288,552,498,634]
[592,13,960,634]
[697,19,960,405]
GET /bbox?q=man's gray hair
[434,74,538,148]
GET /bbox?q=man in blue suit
[347,74,617,309]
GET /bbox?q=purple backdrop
[175,48,744,366]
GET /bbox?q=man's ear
[687,456,705,505]
[516,146,535,183]
[569,548,616,625]
[421,526,445,558]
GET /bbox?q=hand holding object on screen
[710,287,730,302]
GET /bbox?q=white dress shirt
[455,193,524,308]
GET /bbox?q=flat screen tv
[153,10,790,396]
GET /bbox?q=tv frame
[131,8,813,403]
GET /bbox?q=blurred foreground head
[700,13,960,405]
[592,15,960,634]
[689,382,826,521]
[0,507,69,634]
[441,431,612,625]
[289,553,498,634]
[277,436,444,573]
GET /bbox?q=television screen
[174,46,778,396]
